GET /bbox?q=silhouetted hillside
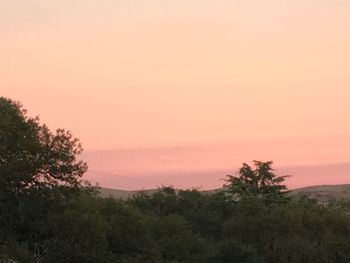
[100,184,350,201]
[291,184,350,202]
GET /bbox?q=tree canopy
[1,97,350,262]
[225,160,289,203]
[0,97,87,194]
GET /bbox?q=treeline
[1,97,350,262]
[2,185,350,262]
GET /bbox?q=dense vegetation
[1,97,350,263]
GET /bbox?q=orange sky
[1,1,350,188]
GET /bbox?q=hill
[100,187,159,199]
[100,184,350,201]
[291,184,350,202]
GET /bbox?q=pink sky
[1,1,350,189]
[80,137,350,190]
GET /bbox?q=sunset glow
[2,0,350,189]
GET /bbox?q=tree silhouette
[225,161,289,203]
[0,97,87,194]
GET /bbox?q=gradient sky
[1,1,350,188]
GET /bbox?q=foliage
[0,97,87,193]
[225,160,289,204]
[1,98,350,262]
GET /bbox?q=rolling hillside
[100,184,350,201]
[291,184,350,202]
[100,187,159,199]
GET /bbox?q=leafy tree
[100,197,159,261]
[225,161,289,204]
[0,97,87,194]
[41,193,110,262]
[0,97,89,261]
[153,214,212,262]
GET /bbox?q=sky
[1,1,350,189]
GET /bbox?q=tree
[225,161,289,203]
[0,97,90,261]
[0,97,87,194]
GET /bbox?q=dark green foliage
[2,182,350,263]
[225,160,290,204]
[0,97,87,194]
[1,98,350,262]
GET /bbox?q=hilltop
[100,184,350,201]
[291,184,350,202]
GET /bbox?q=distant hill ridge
[100,184,350,202]
[290,184,350,202]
